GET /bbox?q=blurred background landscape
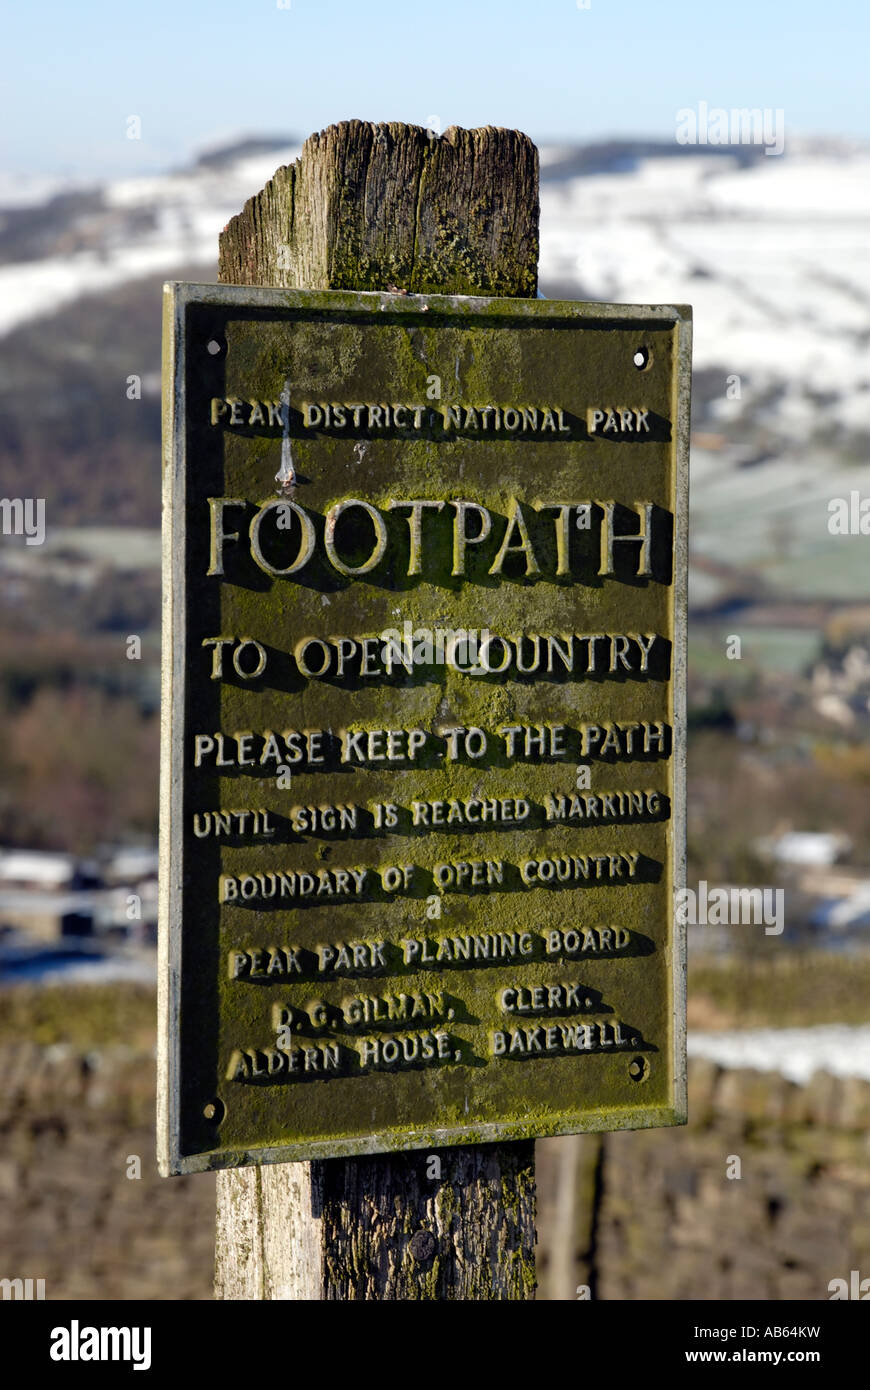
[2,0,870,1304]
[5,133,870,972]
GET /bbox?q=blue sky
[2,0,867,177]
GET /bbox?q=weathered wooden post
[158,120,690,1302]
[217,121,537,1301]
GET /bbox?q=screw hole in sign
[207,339,223,356]
[632,346,651,370]
[628,1056,649,1083]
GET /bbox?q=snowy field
[3,140,869,419]
[688,1024,870,1082]
[539,149,870,432]
[0,143,302,338]
[3,138,870,607]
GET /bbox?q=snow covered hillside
[2,135,870,609]
[4,137,869,419]
[0,139,302,338]
[689,1024,870,1083]
[540,146,870,435]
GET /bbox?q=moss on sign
[158,282,691,1174]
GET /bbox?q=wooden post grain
[214,120,540,1301]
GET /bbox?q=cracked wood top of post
[219,121,539,298]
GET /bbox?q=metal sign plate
[158,283,690,1175]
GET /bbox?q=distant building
[0,848,98,941]
[100,845,158,886]
[811,641,870,728]
[0,890,94,941]
[0,849,78,890]
[810,885,870,934]
[757,831,851,868]
[0,844,159,947]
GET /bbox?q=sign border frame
[157,281,691,1177]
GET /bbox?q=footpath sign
[158,281,690,1175]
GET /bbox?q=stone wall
[1,1041,867,1300]
[0,1043,214,1301]
[536,1058,870,1300]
